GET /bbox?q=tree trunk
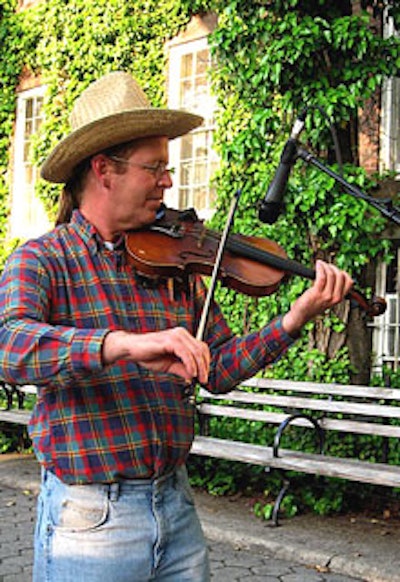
[347,307,372,384]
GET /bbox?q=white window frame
[10,85,51,239]
[380,15,400,176]
[372,244,400,374]
[166,36,218,220]
[372,13,400,374]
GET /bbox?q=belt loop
[41,467,48,484]
[108,482,120,502]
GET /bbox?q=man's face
[106,136,173,232]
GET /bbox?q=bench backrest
[197,378,400,439]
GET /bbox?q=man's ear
[90,154,112,188]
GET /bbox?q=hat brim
[41,109,203,183]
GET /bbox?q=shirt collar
[70,210,124,253]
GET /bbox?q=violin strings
[188,224,315,280]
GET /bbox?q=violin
[124,206,386,317]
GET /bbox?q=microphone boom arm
[296,146,400,227]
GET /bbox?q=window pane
[24,119,33,139]
[193,132,207,155]
[196,49,209,75]
[386,257,398,293]
[181,54,193,78]
[24,141,31,162]
[178,187,190,209]
[180,162,192,186]
[24,164,33,185]
[193,186,207,209]
[34,96,43,116]
[194,160,207,183]
[25,98,33,119]
[180,80,194,108]
[194,83,208,106]
[181,135,193,160]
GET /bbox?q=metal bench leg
[268,413,324,526]
[271,474,290,527]
[16,387,25,409]
[1,383,14,410]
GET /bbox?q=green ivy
[204,0,398,382]
[0,0,25,268]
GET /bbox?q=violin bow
[188,190,242,404]
[196,190,242,341]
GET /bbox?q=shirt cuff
[69,328,109,374]
[261,315,299,352]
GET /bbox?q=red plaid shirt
[0,211,295,484]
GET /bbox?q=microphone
[258,109,307,224]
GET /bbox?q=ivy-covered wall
[0,0,25,258]
[0,0,194,248]
[1,0,400,383]
[204,0,400,384]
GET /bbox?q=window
[372,14,400,373]
[380,16,400,175]
[381,77,400,175]
[10,86,51,239]
[372,243,400,373]
[167,36,218,220]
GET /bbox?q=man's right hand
[102,327,211,384]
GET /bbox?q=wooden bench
[190,377,400,524]
[2,379,400,525]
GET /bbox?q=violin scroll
[348,290,387,317]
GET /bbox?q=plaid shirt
[0,210,295,484]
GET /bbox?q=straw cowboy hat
[41,71,204,183]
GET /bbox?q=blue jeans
[33,466,210,581]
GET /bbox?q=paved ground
[0,453,398,581]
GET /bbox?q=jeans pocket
[50,490,109,533]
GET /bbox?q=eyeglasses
[109,156,175,179]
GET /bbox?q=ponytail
[55,188,78,226]
[54,158,91,225]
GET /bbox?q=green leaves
[0,0,25,256]
[206,0,399,382]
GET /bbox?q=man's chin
[147,199,163,211]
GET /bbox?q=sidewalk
[0,453,399,582]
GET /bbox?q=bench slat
[198,389,400,419]
[244,378,400,401]
[191,436,400,488]
[198,403,400,438]
[0,410,31,426]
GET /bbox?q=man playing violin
[0,71,353,582]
